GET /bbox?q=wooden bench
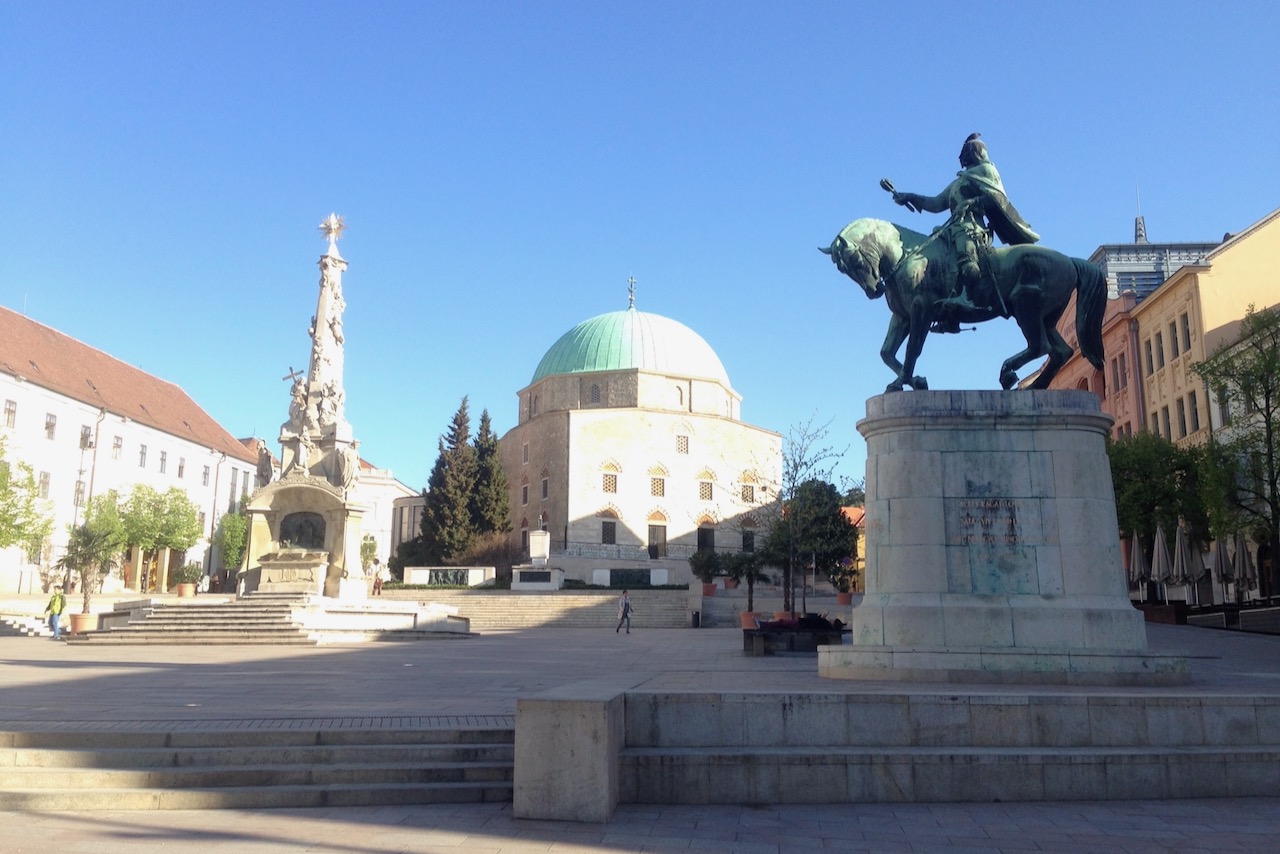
[742,627,851,656]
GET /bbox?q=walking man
[44,584,66,641]
[616,589,633,634]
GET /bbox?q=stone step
[619,744,1280,804]
[0,781,514,811]
[0,727,515,811]
[0,760,514,789]
[0,616,52,638]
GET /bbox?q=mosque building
[498,288,782,586]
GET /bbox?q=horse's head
[820,219,888,299]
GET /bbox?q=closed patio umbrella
[1128,531,1150,585]
[1151,525,1173,602]
[1172,524,1193,587]
[1237,532,1258,595]
[1212,540,1235,604]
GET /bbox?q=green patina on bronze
[822,134,1107,392]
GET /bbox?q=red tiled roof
[1,305,255,463]
[841,506,865,527]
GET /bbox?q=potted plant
[829,557,859,605]
[171,562,204,598]
[725,551,770,627]
[55,522,122,635]
[688,549,720,597]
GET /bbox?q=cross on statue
[281,367,305,384]
[319,212,346,246]
[627,275,636,309]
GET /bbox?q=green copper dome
[531,307,731,386]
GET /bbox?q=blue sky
[3,1,1278,491]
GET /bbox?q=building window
[159,451,168,474]
[603,473,617,493]
[602,521,616,545]
[1118,353,1128,389]
[178,457,185,479]
[676,435,689,454]
[1169,322,1180,358]
[539,512,548,532]
[522,443,529,464]
[1155,332,1165,369]
[3,400,14,428]
[1176,399,1187,439]
[80,425,93,449]
[202,465,211,486]
[38,471,50,499]
[541,478,549,500]
[742,530,755,552]
[589,384,600,404]
[697,526,715,552]
[74,480,85,507]
[651,477,665,497]
[198,511,206,531]
[1110,359,1120,392]
[1150,412,1159,434]
[521,484,529,505]
[112,436,123,460]
[1180,313,1191,352]
[1189,391,1200,433]
[1143,339,1154,376]
[521,528,529,552]
[1217,387,1231,426]
[45,413,57,440]
[648,524,666,559]
[1161,406,1171,438]
[229,470,238,504]
[741,484,755,503]
[138,445,147,467]
[700,481,713,501]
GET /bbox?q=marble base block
[823,390,1183,685]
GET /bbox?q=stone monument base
[823,390,1183,685]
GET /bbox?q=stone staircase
[398,589,693,630]
[618,690,1280,804]
[65,594,472,645]
[0,615,53,638]
[0,723,514,811]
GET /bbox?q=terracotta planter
[176,583,197,598]
[723,578,739,590]
[738,611,760,628]
[68,613,98,636]
[701,582,717,597]
[836,592,854,606]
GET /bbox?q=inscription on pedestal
[947,498,1043,548]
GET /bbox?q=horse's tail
[1071,257,1106,371]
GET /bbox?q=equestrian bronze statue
[821,134,1106,392]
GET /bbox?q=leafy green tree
[213,509,248,573]
[760,416,848,613]
[119,485,202,588]
[1107,432,1209,558]
[0,436,53,560]
[158,488,202,554]
[762,479,859,607]
[360,534,377,572]
[420,397,480,564]
[1194,304,1280,596]
[471,409,512,535]
[723,550,769,612]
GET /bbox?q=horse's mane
[892,223,931,253]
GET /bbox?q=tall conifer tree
[420,398,479,563]
[471,409,512,534]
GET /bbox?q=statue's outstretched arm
[894,187,949,215]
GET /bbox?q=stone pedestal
[820,390,1185,685]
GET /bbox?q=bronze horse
[821,217,1106,392]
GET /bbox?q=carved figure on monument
[335,440,361,492]
[255,439,274,488]
[820,137,1107,391]
[283,375,307,436]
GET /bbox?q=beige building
[498,299,782,585]
[1134,207,1280,446]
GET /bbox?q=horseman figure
[888,133,1039,320]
